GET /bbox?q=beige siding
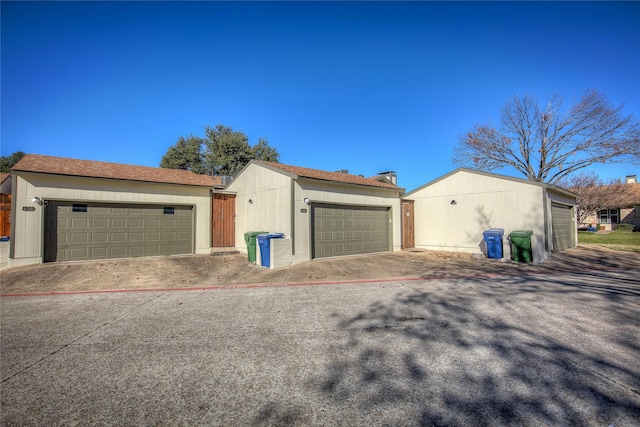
[294,178,401,263]
[408,170,548,262]
[226,163,402,265]
[11,173,212,266]
[225,163,293,252]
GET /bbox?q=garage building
[9,154,222,267]
[402,168,577,263]
[224,160,404,266]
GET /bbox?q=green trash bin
[509,230,534,263]
[244,231,267,263]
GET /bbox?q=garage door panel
[312,204,390,258]
[176,243,191,253]
[71,218,89,228]
[92,233,108,243]
[45,202,193,262]
[70,233,88,243]
[112,218,127,228]
[551,203,573,252]
[111,232,126,242]
[92,218,108,228]
[91,247,108,258]
[129,246,144,256]
[146,245,161,255]
[110,247,126,257]
[70,248,88,258]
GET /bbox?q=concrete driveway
[2,269,639,425]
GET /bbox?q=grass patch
[578,231,640,252]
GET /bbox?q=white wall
[406,170,548,262]
[11,172,212,266]
[225,163,292,254]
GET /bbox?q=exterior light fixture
[304,198,310,205]
[32,197,43,206]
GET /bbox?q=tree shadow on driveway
[308,273,640,426]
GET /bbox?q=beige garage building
[402,168,577,263]
[225,160,404,266]
[9,155,223,267]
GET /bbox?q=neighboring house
[582,175,640,231]
[402,168,578,263]
[1,173,12,237]
[9,154,225,267]
[224,160,404,267]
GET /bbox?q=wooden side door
[212,194,236,247]
[401,200,415,249]
[0,194,11,237]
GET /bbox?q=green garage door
[551,203,573,252]
[312,204,390,258]
[44,202,193,262]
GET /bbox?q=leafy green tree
[203,125,254,177]
[160,136,205,174]
[453,89,640,183]
[251,137,279,163]
[0,151,26,173]
[160,125,279,177]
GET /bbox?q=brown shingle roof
[12,154,221,187]
[255,161,402,190]
[0,173,9,184]
[622,183,640,207]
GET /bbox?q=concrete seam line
[2,266,638,298]
[0,291,169,385]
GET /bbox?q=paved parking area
[2,269,639,425]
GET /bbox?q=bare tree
[560,172,635,224]
[453,89,640,183]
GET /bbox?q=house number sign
[22,206,36,211]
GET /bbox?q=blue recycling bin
[257,233,285,267]
[482,228,504,259]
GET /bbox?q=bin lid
[257,233,285,240]
[509,230,533,237]
[482,228,504,236]
[245,231,267,238]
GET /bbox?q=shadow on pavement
[290,273,640,425]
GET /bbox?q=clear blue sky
[2,1,639,191]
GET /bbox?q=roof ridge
[12,154,222,187]
[254,160,402,190]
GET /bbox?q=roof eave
[297,175,404,192]
[12,169,218,188]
